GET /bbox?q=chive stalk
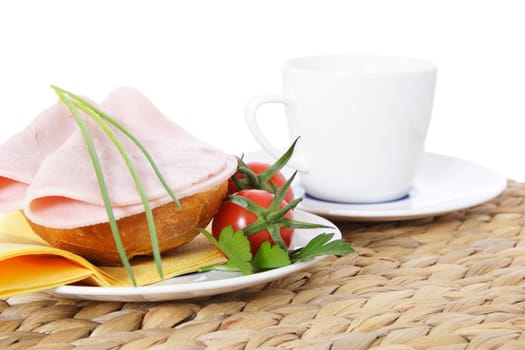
[51,85,181,209]
[66,99,165,280]
[51,85,184,284]
[54,90,137,285]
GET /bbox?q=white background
[0,0,524,180]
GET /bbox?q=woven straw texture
[2,180,525,350]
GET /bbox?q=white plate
[49,210,340,302]
[245,151,507,222]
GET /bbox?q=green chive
[67,98,164,279]
[50,85,181,209]
[54,90,137,286]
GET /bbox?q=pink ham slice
[0,103,76,211]
[9,87,236,229]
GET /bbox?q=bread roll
[27,181,228,265]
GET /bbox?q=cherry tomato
[212,189,294,255]
[228,162,295,203]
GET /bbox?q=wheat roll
[27,181,227,265]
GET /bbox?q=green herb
[51,85,182,285]
[252,241,291,270]
[200,227,253,275]
[289,233,354,263]
[201,226,353,274]
[54,90,137,285]
[51,86,181,209]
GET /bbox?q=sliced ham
[1,87,236,229]
[0,103,76,211]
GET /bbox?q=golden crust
[27,181,228,266]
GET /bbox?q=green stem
[267,197,302,222]
[69,100,164,280]
[257,137,299,184]
[54,90,137,286]
[51,85,181,209]
[268,172,297,212]
[267,223,287,250]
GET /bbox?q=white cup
[245,55,437,203]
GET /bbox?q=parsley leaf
[289,233,354,263]
[201,228,353,275]
[199,227,253,275]
[252,241,291,270]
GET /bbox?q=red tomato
[228,162,295,203]
[212,189,294,255]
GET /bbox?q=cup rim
[283,54,437,75]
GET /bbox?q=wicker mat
[2,180,525,350]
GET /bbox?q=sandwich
[0,87,237,266]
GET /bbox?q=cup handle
[244,94,308,173]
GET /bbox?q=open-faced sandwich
[0,87,237,266]
[0,86,354,290]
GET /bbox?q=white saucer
[245,151,507,222]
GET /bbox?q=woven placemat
[2,180,525,350]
